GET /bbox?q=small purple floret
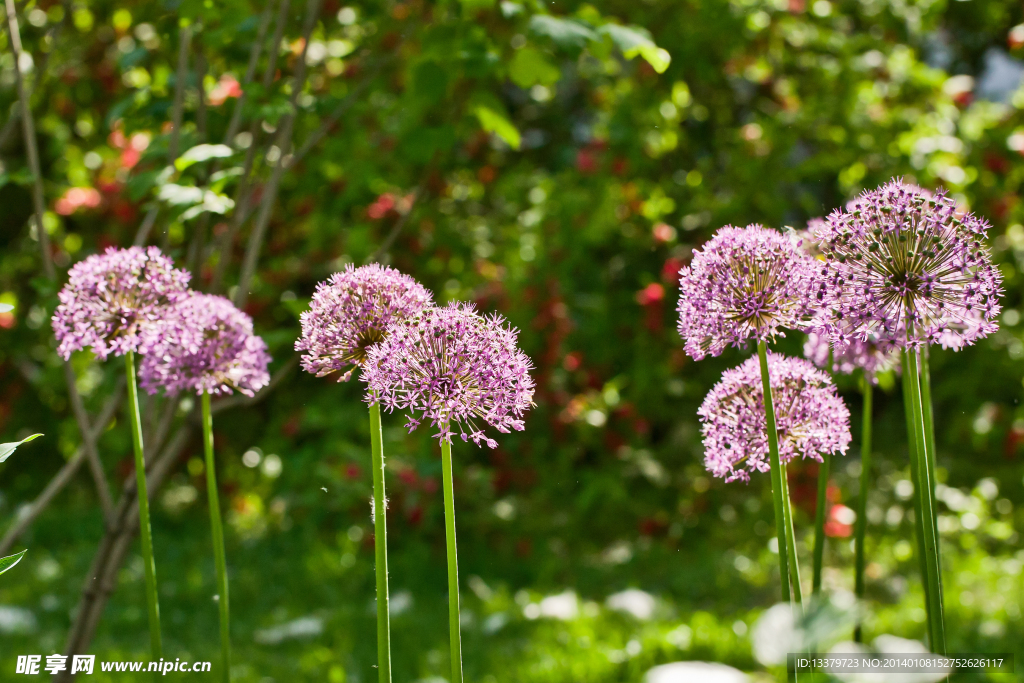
[52,246,191,361]
[699,352,851,483]
[295,264,433,381]
[803,332,899,381]
[139,293,271,397]
[363,302,535,448]
[676,224,820,360]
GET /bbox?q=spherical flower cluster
[296,264,433,381]
[813,180,1003,351]
[363,302,535,448]
[676,225,820,360]
[803,331,899,380]
[139,293,271,397]
[698,352,851,483]
[52,246,191,360]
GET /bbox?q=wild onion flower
[295,263,433,381]
[363,301,536,448]
[812,180,1003,350]
[139,293,271,397]
[52,246,191,360]
[698,352,851,483]
[676,225,820,360]
[803,331,899,380]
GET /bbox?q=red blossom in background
[208,74,243,106]
[825,504,856,537]
[55,187,102,215]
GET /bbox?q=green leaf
[508,48,561,88]
[0,434,43,464]
[529,15,596,49]
[179,190,236,221]
[413,61,450,103]
[474,105,521,150]
[175,144,235,171]
[0,550,26,576]
[599,24,672,73]
[158,183,205,205]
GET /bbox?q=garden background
[1,0,1023,680]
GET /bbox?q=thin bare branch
[0,384,123,557]
[59,423,193,675]
[235,0,322,308]
[366,185,423,264]
[224,0,277,145]
[286,64,380,168]
[210,0,291,293]
[131,206,160,247]
[63,362,114,522]
[4,0,54,279]
[167,24,192,166]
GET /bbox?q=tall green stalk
[811,450,829,596]
[903,349,946,654]
[901,360,933,648]
[202,392,231,683]
[439,430,464,683]
[125,350,162,658]
[918,348,945,606]
[854,376,872,643]
[779,460,804,606]
[368,401,392,683]
[757,342,793,605]
[812,348,834,595]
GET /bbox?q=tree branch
[0,384,123,557]
[235,0,323,309]
[62,362,115,522]
[223,0,276,145]
[4,0,54,279]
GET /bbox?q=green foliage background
[1,0,1023,680]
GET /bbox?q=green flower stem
[440,430,464,683]
[368,401,392,683]
[811,450,829,596]
[757,342,793,605]
[903,349,946,655]
[202,392,231,683]
[125,350,162,658]
[919,347,945,605]
[780,459,804,606]
[854,376,873,643]
[901,360,933,648]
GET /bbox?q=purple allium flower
[52,246,191,361]
[676,225,820,360]
[363,302,535,448]
[699,352,851,483]
[295,264,433,381]
[803,331,899,381]
[813,180,1003,351]
[139,293,271,397]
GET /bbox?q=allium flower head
[699,352,851,483]
[363,302,535,448]
[52,246,191,360]
[139,293,271,397]
[676,225,820,360]
[296,264,433,381]
[803,331,899,381]
[813,180,1003,350]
